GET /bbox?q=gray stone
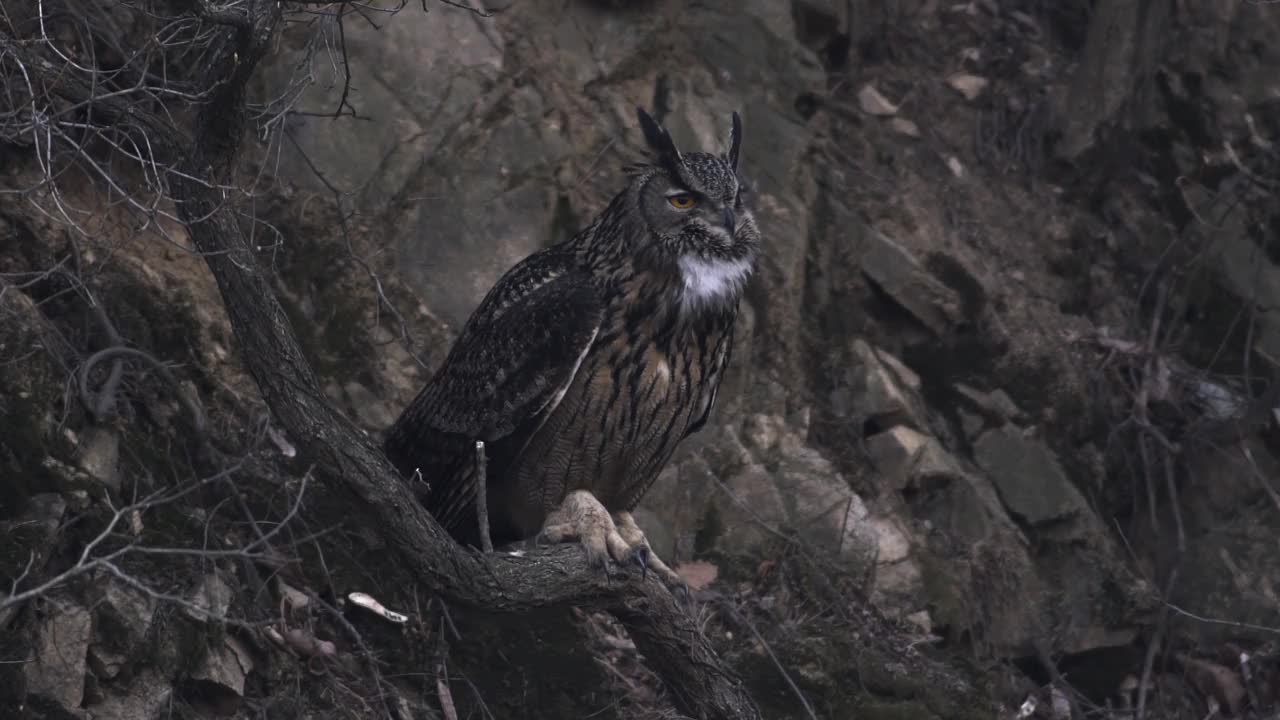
[265,4,504,204]
[860,230,963,336]
[75,426,120,492]
[26,602,92,712]
[973,428,1089,527]
[640,454,716,559]
[186,572,234,622]
[85,670,171,720]
[958,408,986,440]
[629,506,678,564]
[954,383,1025,424]
[848,340,927,432]
[741,413,788,454]
[88,583,154,681]
[190,636,254,699]
[866,426,966,494]
[713,462,789,552]
[873,556,924,608]
[866,426,930,491]
[867,515,912,564]
[872,346,922,391]
[774,439,870,560]
[395,85,571,330]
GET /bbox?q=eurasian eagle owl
[384,107,759,585]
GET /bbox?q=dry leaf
[946,73,989,101]
[267,425,296,458]
[347,591,409,624]
[857,83,900,116]
[1179,653,1246,715]
[755,559,777,583]
[277,580,309,612]
[676,560,719,591]
[890,118,921,137]
[283,627,336,659]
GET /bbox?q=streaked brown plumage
[384,108,759,579]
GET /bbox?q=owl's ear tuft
[727,111,742,171]
[636,106,682,165]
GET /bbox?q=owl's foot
[537,491,685,595]
[615,511,687,596]
[538,490,639,581]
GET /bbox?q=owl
[384,107,759,585]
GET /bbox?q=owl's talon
[630,545,651,580]
[539,492,688,595]
[671,577,692,604]
[615,511,686,593]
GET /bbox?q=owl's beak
[722,207,736,234]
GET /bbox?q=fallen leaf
[946,73,989,101]
[277,580,309,612]
[755,559,777,583]
[1179,653,1246,715]
[857,83,900,116]
[347,591,408,624]
[890,118,921,137]
[676,560,719,591]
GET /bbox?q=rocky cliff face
[4,0,1280,718]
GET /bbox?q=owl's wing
[403,258,603,441]
[382,252,604,540]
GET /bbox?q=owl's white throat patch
[677,255,752,311]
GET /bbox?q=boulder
[866,426,966,494]
[74,427,120,493]
[844,340,928,433]
[860,230,964,336]
[185,572,235,623]
[25,602,92,715]
[972,427,1089,529]
[85,670,171,720]
[189,636,255,707]
[88,582,154,681]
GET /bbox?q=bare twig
[723,601,818,720]
[78,346,207,432]
[1,461,308,620]
[474,440,492,553]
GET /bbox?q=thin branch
[724,601,818,720]
[77,346,207,432]
[474,440,492,553]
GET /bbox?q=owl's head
[628,108,760,274]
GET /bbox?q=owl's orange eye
[667,194,696,209]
